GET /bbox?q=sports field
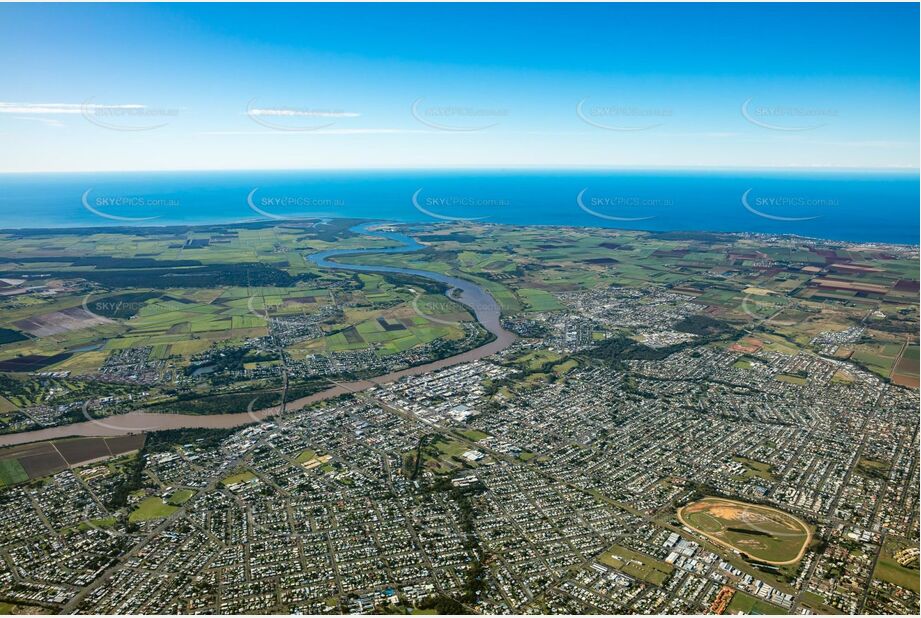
[678,497,811,565]
[598,544,674,586]
[129,496,178,522]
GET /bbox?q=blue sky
[0,2,917,172]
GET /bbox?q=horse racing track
[678,497,812,565]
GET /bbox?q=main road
[0,223,516,447]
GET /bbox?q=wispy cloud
[247,108,360,118]
[801,139,916,149]
[0,102,147,114]
[199,128,432,135]
[12,116,64,127]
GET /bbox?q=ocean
[0,169,917,244]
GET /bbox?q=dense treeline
[673,315,734,336]
[0,328,28,344]
[587,335,681,363]
[184,348,279,377]
[107,449,146,509]
[0,256,202,268]
[379,271,450,294]
[284,378,334,401]
[145,426,245,453]
[588,316,735,365]
[0,262,317,289]
[151,389,282,415]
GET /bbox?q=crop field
[0,458,28,486]
[13,306,113,337]
[851,342,905,378]
[0,221,357,369]
[678,497,811,565]
[412,293,474,324]
[0,434,145,484]
[891,344,920,388]
[300,304,465,357]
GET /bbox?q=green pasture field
[295,449,318,463]
[221,470,257,486]
[456,429,488,442]
[851,343,903,378]
[726,590,786,615]
[307,312,462,356]
[513,349,563,370]
[516,288,564,312]
[167,489,196,506]
[776,373,807,385]
[873,537,920,593]
[0,459,28,486]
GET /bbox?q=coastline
[0,169,917,245]
[2,216,918,250]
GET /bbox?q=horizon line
[1,164,919,175]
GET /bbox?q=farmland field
[891,344,920,388]
[0,458,28,486]
[678,497,811,565]
[0,434,145,483]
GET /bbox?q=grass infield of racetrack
[677,497,811,565]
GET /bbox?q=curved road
[0,223,516,447]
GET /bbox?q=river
[0,223,516,447]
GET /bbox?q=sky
[0,2,918,173]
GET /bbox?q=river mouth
[0,222,516,447]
